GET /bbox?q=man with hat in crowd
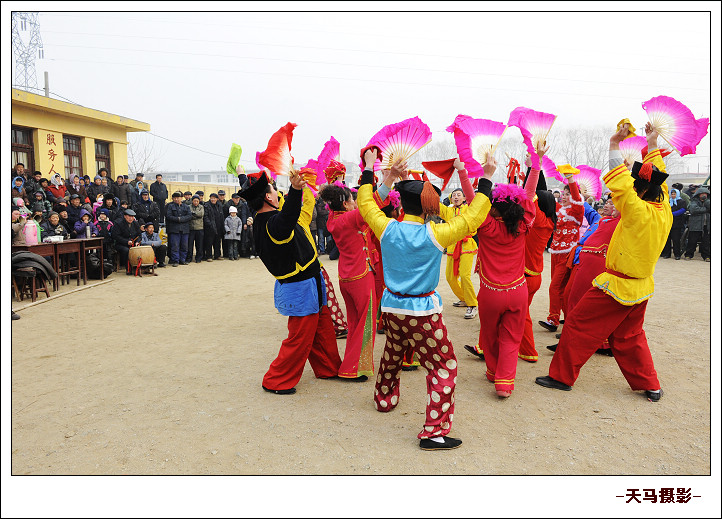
[165,191,192,266]
[188,194,205,263]
[130,172,144,190]
[536,122,672,403]
[239,169,342,395]
[86,175,110,206]
[195,190,205,204]
[149,173,168,225]
[133,188,161,230]
[203,192,225,261]
[182,191,193,206]
[67,194,84,229]
[111,208,143,274]
[112,173,134,209]
[140,221,167,268]
[356,148,494,451]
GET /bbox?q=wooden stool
[13,267,50,302]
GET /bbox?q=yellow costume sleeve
[429,193,491,249]
[358,184,392,240]
[437,203,456,223]
[298,187,314,230]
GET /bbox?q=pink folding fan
[508,107,557,169]
[360,116,432,172]
[446,114,507,177]
[642,95,710,156]
[618,136,648,166]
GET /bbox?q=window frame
[63,135,83,180]
[11,126,35,173]
[95,140,111,175]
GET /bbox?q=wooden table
[11,242,59,291]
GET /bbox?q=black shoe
[401,365,419,371]
[126,271,134,275]
[157,263,166,268]
[538,320,558,332]
[555,333,562,339]
[335,330,348,339]
[171,263,179,267]
[546,344,558,352]
[596,348,614,357]
[339,375,368,382]
[645,389,663,402]
[195,259,202,263]
[180,261,190,265]
[464,344,484,359]
[674,256,681,260]
[419,436,462,451]
[262,385,296,395]
[11,311,20,321]
[535,375,572,391]
[377,328,386,335]
[661,255,671,259]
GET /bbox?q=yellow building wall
[12,89,148,181]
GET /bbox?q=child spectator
[74,209,99,238]
[31,191,53,220]
[12,176,29,206]
[223,206,243,260]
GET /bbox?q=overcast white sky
[7,5,716,176]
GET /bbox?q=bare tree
[127,133,164,176]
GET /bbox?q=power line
[43,56,711,105]
[45,42,709,92]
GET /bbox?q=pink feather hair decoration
[387,189,401,209]
[508,107,557,169]
[359,116,432,172]
[446,114,507,178]
[491,183,527,204]
[642,95,709,156]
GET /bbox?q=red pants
[547,253,571,325]
[549,287,660,391]
[375,312,457,439]
[322,267,348,333]
[478,282,528,392]
[338,274,377,378]
[262,306,342,391]
[565,255,610,351]
[519,274,542,362]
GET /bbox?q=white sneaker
[464,307,477,319]
[452,300,467,307]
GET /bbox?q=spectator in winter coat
[48,173,68,202]
[111,209,143,274]
[12,176,30,207]
[315,196,329,254]
[57,209,77,239]
[53,197,69,214]
[67,195,84,229]
[661,188,687,260]
[182,191,193,206]
[74,209,99,238]
[95,208,115,262]
[140,222,167,267]
[133,189,160,230]
[96,193,120,222]
[671,183,690,205]
[203,193,225,261]
[188,195,205,262]
[86,175,110,204]
[31,191,53,220]
[111,175,134,207]
[165,191,192,266]
[224,206,244,259]
[685,186,710,261]
[41,211,70,241]
[67,175,90,204]
[129,172,144,189]
[149,174,168,225]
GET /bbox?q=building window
[63,135,82,180]
[216,174,230,184]
[197,174,211,183]
[181,174,195,182]
[95,141,111,175]
[165,174,177,182]
[11,126,35,173]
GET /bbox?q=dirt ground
[5,250,716,512]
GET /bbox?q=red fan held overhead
[421,159,456,191]
[359,116,432,172]
[257,122,297,178]
[447,114,507,177]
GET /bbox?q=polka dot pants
[374,312,457,439]
[321,267,348,333]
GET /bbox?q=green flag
[227,143,242,176]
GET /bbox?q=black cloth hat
[140,189,149,195]
[136,172,144,177]
[195,190,204,195]
[172,191,183,198]
[239,172,270,202]
[631,161,668,186]
[231,191,241,199]
[209,193,218,199]
[192,194,200,200]
[183,191,192,196]
[70,194,80,200]
[124,209,137,216]
[218,189,226,195]
[395,180,441,215]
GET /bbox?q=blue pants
[168,232,189,264]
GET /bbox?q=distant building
[11,88,149,179]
